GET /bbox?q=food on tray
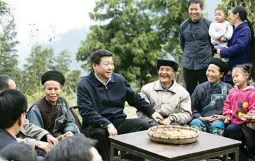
[147,125,199,144]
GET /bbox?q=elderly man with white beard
[137,59,192,126]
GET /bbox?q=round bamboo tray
[147,125,199,145]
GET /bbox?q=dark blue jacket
[191,81,232,118]
[220,22,251,82]
[77,72,155,129]
[0,129,17,150]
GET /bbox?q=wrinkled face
[189,3,203,22]
[8,79,16,89]
[90,147,102,161]
[93,56,114,82]
[44,81,62,105]
[232,68,249,88]
[206,64,223,83]
[158,66,176,86]
[229,11,238,25]
[215,10,227,23]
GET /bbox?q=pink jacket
[223,86,255,125]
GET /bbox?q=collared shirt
[94,73,111,86]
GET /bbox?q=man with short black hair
[77,49,163,160]
[0,89,27,150]
[0,74,57,155]
[45,134,102,161]
[179,0,213,95]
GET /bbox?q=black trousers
[242,124,255,153]
[83,118,151,161]
[224,124,247,160]
[183,68,207,95]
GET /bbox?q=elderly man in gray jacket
[137,59,192,126]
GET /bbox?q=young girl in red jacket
[222,64,255,159]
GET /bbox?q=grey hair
[43,81,63,90]
[0,75,10,91]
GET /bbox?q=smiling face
[215,9,227,23]
[206,64,223,83]
[44,81,62,105]
[188,3,203,22]
[93,56,114,83]
[232,67,249,89]
[158,66,176,86]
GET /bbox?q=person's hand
[216,48,221,54]
[151,112,163,123]
[212,115,226,121]
[107,124,118,136]
[219,37,227,42]
[200,117,215,123]
[64,131,74,138]
[224,116,231,123]
[35,141,53,153]
[46,134,58,145]
[159,118,171,125]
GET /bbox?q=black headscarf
[41,71,65,86]
[157,59,179,71]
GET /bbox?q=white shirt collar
[94,72,111,86]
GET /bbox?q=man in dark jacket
[0,75,58,155]
[77,49,163,160]
[179,0,213,95]
[0,89,27,150]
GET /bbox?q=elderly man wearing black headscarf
[137,58,192,126]
[27,71,79,139]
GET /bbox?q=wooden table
[109,130,241,161]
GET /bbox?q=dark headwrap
[208,58,228,74]
[41,71,65,86]
[157,59,179,71]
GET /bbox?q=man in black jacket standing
[179,0,213,95]
[77,49,163,160]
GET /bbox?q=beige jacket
[137,80,192,124]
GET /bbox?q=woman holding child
[217,6,255,84]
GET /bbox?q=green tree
[141,0,189,62]
[23,45,54,94]
[0,0,9,18]
[77,0,163,89]
[50,50,72,74]
[64,70,81,95]
[0,17,20,78]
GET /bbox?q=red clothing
[223,86,255,125]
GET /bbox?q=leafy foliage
[77,0,188,88]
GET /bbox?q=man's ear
[220,72,224,79]
[17,113,26,127]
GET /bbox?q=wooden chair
[69,105,82,131]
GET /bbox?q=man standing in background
[179,0,213,95]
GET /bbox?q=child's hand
[224,117,231,123]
